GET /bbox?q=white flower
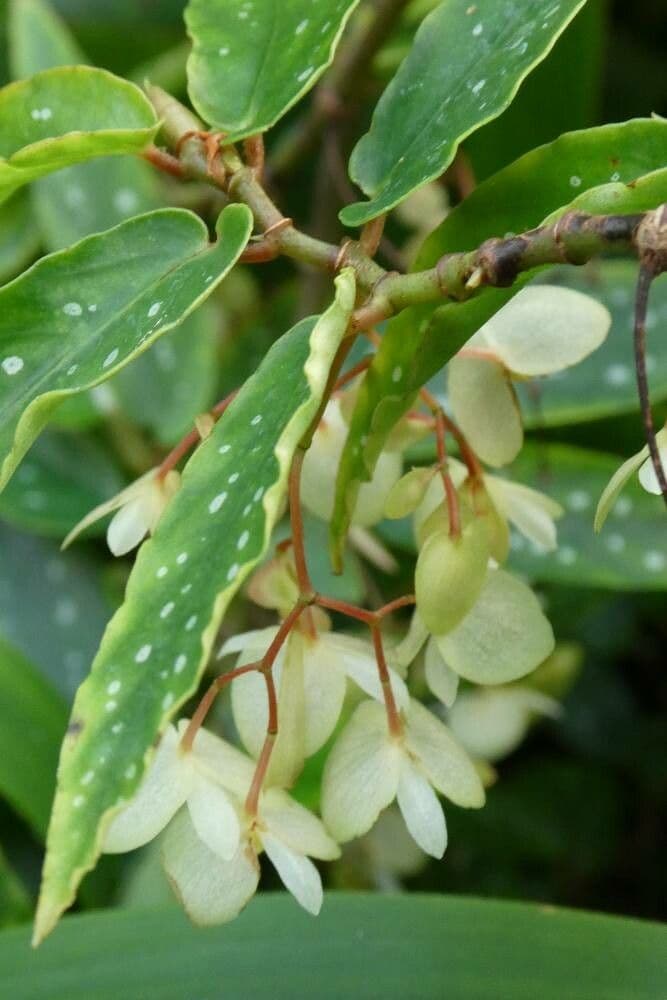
[322,698,484,859]
[595,426,667,531]
[300,397,402,526]
[103,721,339,924]
[221,621,409,789]
[446,686,561,763]
[63,467,180,555]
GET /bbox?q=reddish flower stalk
[371,624,403,737]
[156,392,237,481]
[180,661,261,752]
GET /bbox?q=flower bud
[415,519,489,636]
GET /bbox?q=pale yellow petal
[404,699,484,809]
[448,354,523,468]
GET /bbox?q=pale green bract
[33,268,356,944]
[0,203,253,492]
[340,0,586,226]
[0,66,158,205]
[185,0,359,141]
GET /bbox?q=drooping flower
[103,721,339,924]
[63,468,180,555]
[595,425,667,531]
[321,698,484,858]
[220,616,409,789]
[446,686,561,763]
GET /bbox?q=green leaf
[111,302,220,446]
[0,635,67,837]
[0,203,253,491]
[34,269,356,943]
[516,262,667,427]
[0,66,158,205]
[506,443,667,591]
[329,120,667,565]
[185,0,360,140]
[0,845,31,928]
[6,895,667,997]
[0,429,124,536]
[9,0,162,251]
[0,189,39,281]
[0,524,113,701]
[340,0,586,227]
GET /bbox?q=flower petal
[186,774,240,861]
[405,699,484,809]
[638,436,667,495]
[424,639,459,707]
[62,469,157,550]
[162,811,259,925]
[183,721,256,799]
[448,354,523,468]
[301,635,347,755]
[103,725,190,853]
[447,688,559,763]
[393,610,429,670]
[485,476,562,552]
[594,445,648,532]
[107,493,154,556]
[261,832,323,916]
[261,788,340,860]
[397,757,447,858]
[218,626,279,660]
[321,700,400,843]
[327,632,409,711]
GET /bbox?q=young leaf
[0,66,158,205]
[0,636,67,838]
[0,524,112,701]
[340,0,586,227]
[0,429,124,536]
[0,203,253,491]
[34,269,356,944]
[185,0,359,140]
[9,0,162,251]
[329,120,667,565]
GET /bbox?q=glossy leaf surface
[341,0,586,226]
[34,270,356,943]
[185,0,359,140]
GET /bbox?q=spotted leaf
[0,203,253,492]
[340,0,586,227]
[33,268,356,943]
[185,0,359,141]
[0,66,158,206]
[329,120,667,567]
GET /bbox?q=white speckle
[610,171,621,182]
[472,79,486,95]
[176,551,188,565]
[209,491,227,513]
[295,18,308,33]
[227,563,239,582]
[472,22,483,35]
[159,670,168,679]
[239,8,248,17]
[31,106,52,121]
[135,644,152,663]
[297,67,314,83]
[219,46,230,56]
[65,185,85,207]
[88,304,97,313]
[321,20,331,33]
[557,545,577,565]
[162,692,175,710]
[73,794,85,808]
[228,472,239,484]
[604,363,631,387]
[160,601,175,619]
[569,175,582,188]
[124,763,137,779]
[148,301,162,318]
[111,722,124,735]
[643,551,666,572]
[219,443,231,454]
[243,503,252,517]
[606,533,626,554]
[157,565,168,578]
[613,496,633,518]
[105,700,117,712]
[181,583,192,595]
[107,680,121,695]
[63,302,82,317]
[103,348,119,368]
[2,355,24,376]
[66,364,78,376]
[567,489,590,511]
[25,490,45,511]
[174,654,187,674]
[80,770,95,786]
[54,598,78,626]
[253,487,264,503]
[391,366,402,383]
[237,530,249,550]
[185,615,198,631]
[113,188,139,214]
[251,414,262,426]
